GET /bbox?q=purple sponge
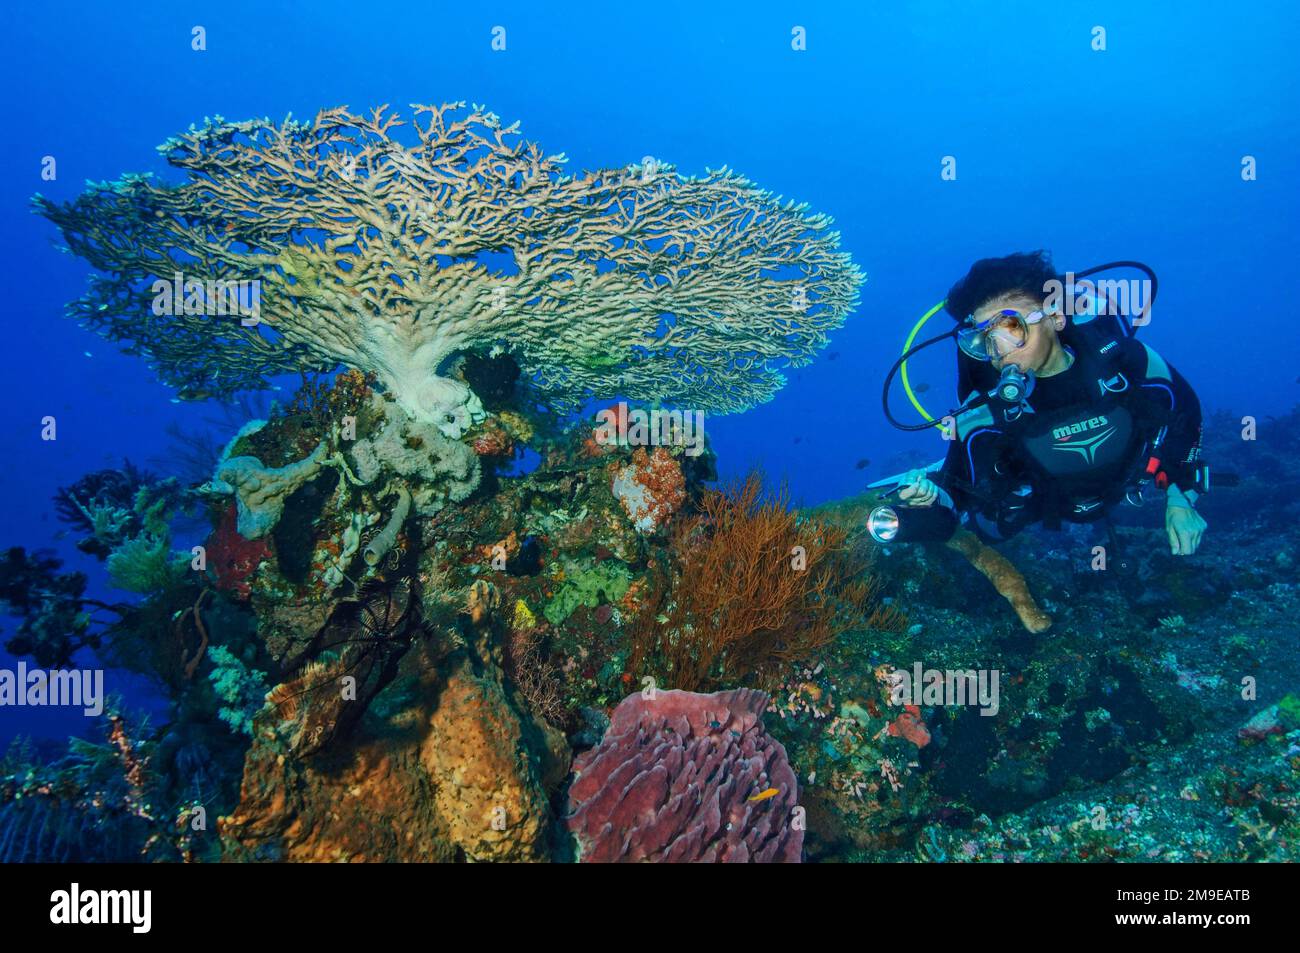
[566,688,803,862]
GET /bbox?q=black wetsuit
[934,318,1203,541]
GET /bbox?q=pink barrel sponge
[565,687,803,862]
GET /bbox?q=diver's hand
[897,469,939,507]
[1165,488,1206,556]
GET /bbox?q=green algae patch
[543,562,631,626]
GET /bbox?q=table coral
[36,104,862,431]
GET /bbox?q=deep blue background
[2,0,1297,745]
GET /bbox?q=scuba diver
[874,251,1209,559]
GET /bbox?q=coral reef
[565,688,803,862]
[22,101,1300,870]
[37,104,861,427]
[8,399,1300,865]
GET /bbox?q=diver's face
[976,293,1063,373]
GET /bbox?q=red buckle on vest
[1144,456,1169,489]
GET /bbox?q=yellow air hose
[899,300,953,437]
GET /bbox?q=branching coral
[629,471,905,692]
[36,104,862,431]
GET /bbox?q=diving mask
[957,308,1046,362]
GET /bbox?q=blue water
[1,0,1297,745]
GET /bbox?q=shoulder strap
[1062,313,1129,396]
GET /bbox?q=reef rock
[565,688,803,862]
[219,645,556,862]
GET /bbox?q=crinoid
[355,575,415,644]
[263,575,418,756]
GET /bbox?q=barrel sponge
[565,688,803,862]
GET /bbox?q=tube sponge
[363,486,412,567]
[945,528,1053,633]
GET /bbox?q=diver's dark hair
[944,250,1063,322]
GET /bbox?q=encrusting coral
[36,103,861,429]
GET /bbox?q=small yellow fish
[747,787,779,803]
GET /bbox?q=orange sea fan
[629,470,904,692]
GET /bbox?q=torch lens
[867,505,900,543]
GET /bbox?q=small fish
[915,382,930,394]
[827,351,840,361]
[855,458,870,470]
[83,351,93,358]
[793,436,802,444]
[748,787,779,803]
